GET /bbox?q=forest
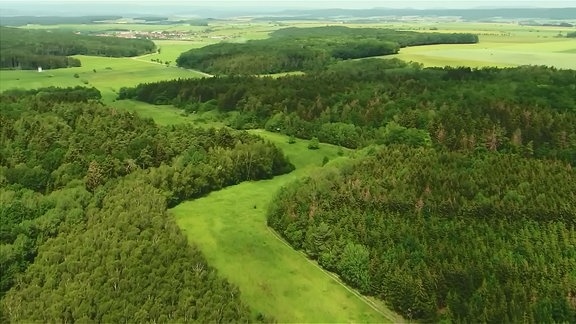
[120,59,576,166]
[119,54,576,321]
[0,27,156,70]
[0,87,293,321]
[267,146,576,322]
[175,26,478,75]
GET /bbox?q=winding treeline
[176,26,478,74]
[0,87,293,321]
[267,146,576,322]
[0,26,156,70]
[120,60,576,165]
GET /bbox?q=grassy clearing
[172,131,401,322]
[149,40,212,63]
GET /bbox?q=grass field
[0,55,206,101]
[390,39,576,69]
[382,22,576,68]
[172,131,402,322]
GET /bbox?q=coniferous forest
[119,54,576,322]
[120,60,576,165]
[0,88,293,322]
[268,147,576,322]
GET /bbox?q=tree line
[0,26,156,70]
[176,26,478,75]
[119,60,576,165]
[0,87,293,321]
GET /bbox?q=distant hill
[260,7,576,21]
[1,3,575,20]
[0,16,122,26]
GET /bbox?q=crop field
[172,131,401,323]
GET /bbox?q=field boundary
[132,53,213,77]
[266,225,404,323]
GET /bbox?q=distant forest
[176,26,478,75]
[0,27,156,70]
[120,60,576,166]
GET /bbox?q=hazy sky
[3,0,575,9]
[1,0,573,17]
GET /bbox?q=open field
[389,39,576,69]
[172,130,401,322]
[0,54,206,102]
[384,22,576,68]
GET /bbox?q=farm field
[379,22,576,68]
[172,130,401,323]
[390,38,576,69]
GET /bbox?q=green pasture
[150,40,213,63]
[390,39,576,69]
[355,21,576,69]
[172,130,400,322]
[0,54,206,101]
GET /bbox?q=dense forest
[267,146,576,322]
[176,26,478,74]
[120,54,576,321]
[120,60,576,165]
[0,87,293,321]
[0,26,156,70]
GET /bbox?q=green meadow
[0,55,206,102]
[172,131,401,322]
[385,22,576,68]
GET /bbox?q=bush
[308,137,320,150]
